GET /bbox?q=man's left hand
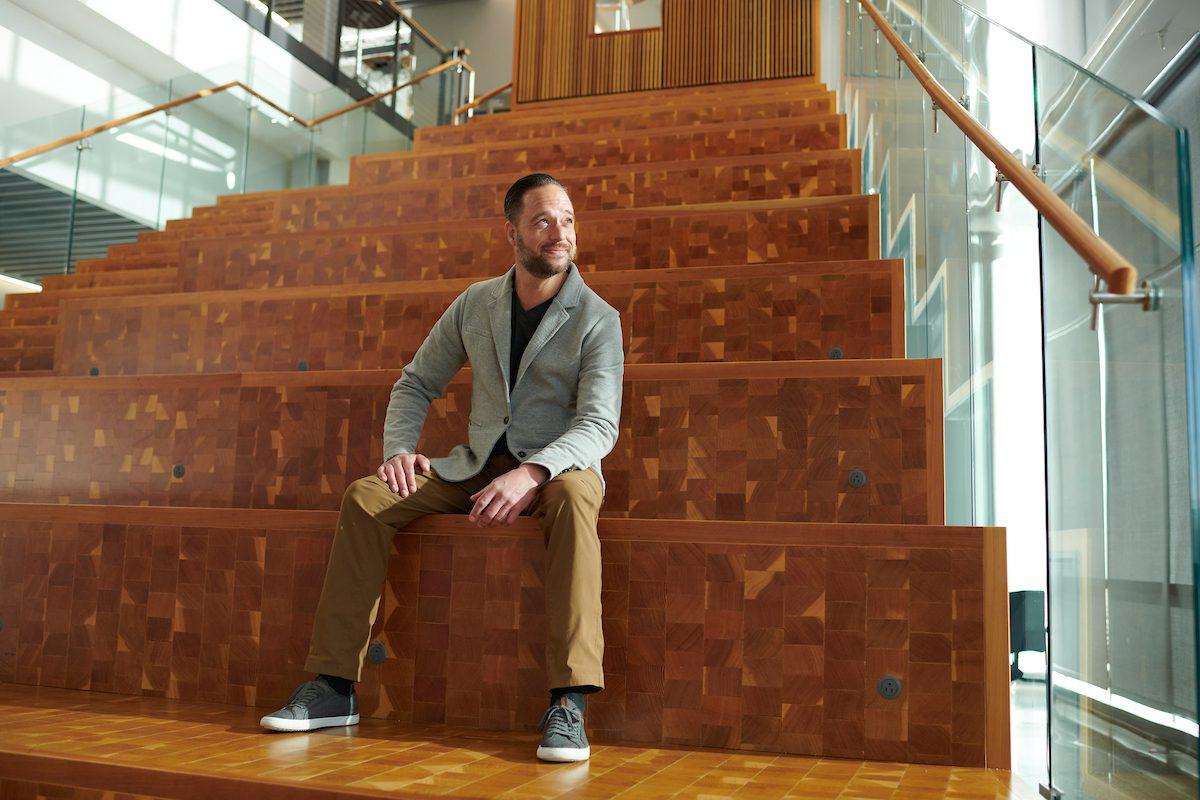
[468,464,550,527]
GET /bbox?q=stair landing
[0,684,1035,800]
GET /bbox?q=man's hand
[378,453,432,497]
[468,464,550,527]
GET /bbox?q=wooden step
[0,502,1008,768]
[446,83,832,125]
[178,197,880,292]
[0,345,53,372]
[0,307,57,327]
[416,92,838,148]
[55,260,903,376]
[351,115,847,185]
[41,267,177,292]
[0,359,944,524]
[0,325,55,349]
[3,283,176,309]
[270,149,860,233]
[0,691,1030,800]
[509,75,825,113]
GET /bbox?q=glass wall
[0,56,422,282]
[841,1,1198,797]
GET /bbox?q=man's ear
[505,220,516,246]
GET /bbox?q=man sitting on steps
[259,173,625,763]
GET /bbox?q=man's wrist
[521,462,551,485]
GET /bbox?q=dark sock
[318,674,355,696]
[550,685,592,714]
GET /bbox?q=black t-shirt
[490,285,555,459]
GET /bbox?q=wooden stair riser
[417,93,837,148]
[0,360,943,524]
[469,84,831,123]
[179,198,880,292]
[507,76,823,112]
[55,261,904,376]
[351,116,847,185]
[0,347,53,372]
[41,268,177,293]
[0,507,1004,767]
[0,308,57,328]
[272,151,861,233]
[4,284,176,310]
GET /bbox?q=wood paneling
[0,359,943,525]
[0,507,1005,767]
[514,0,817,103]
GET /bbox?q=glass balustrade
[0,52,466,283]
[842,1,1197,797]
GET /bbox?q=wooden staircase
[0,76,1018,798]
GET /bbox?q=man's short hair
[504,173,565,222]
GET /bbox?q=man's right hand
[378,453,432,497]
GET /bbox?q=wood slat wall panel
[0,511,1000,766]
[515,0,815,103]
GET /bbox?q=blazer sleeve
[382,290,469,460]
[524,309,624,480]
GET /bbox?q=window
[593,0,662,33]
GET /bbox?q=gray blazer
[383,262,624,494]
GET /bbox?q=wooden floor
[0,684,1036,799]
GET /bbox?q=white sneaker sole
[536,744,590,762]
[259,713,360,732]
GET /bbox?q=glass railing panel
[152,75,251,226]
[408,36,449,129]
[0,106,89,281]
[74,84,176,221]
[1035,43,1199,800]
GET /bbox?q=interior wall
[403,0,517,95]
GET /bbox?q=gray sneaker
[259,678,360,732]
[536,696,589,762]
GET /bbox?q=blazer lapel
[488,267,515,395]
[513,262,586,391]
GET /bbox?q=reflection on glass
[842,1,1197,798]
[593,0,662,33]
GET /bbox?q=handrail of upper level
[453,81,513,123]
[0,59,466,172]
[858,0,1139,295]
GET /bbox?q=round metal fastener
[878,675,903,700]
[848,469,867,488]
[172,464,186,479]
[89,367,100,376]
[829,347,844,360]
[367,641,387,665]
[297,360,308,371]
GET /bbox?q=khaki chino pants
[304,451,606,691]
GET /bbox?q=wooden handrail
[454,81,512,118]
[0,60,463,171]
[859,0,1138,294]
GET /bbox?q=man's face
[507,185,576,279]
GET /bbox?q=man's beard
[514,231,575,279]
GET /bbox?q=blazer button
[503,416,510,423]
[518,450,526,457]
